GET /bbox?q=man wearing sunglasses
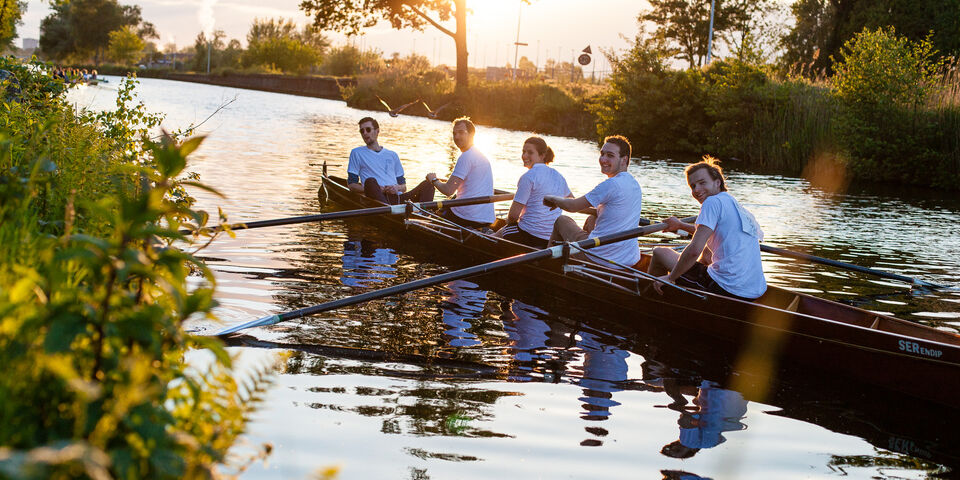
[347,117,435,204]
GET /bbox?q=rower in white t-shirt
[650,156,767,300]
[347,117,434,205]
[543,135,644,267]
[494,136,573,248]
[426,117,495,229]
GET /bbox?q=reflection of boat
[320,174,960,407]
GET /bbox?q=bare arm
[426,173,462,197]
[543,195,592,213]
[663,216,696,235]
[505,201,525,224]
[668,224,713,282]
[348,182,363,193]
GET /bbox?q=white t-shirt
[347,146,405,187]
[583,171,643,266]
[449,146,495,223]
[696,191,767,299]
[515,163,572,240]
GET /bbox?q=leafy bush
[592,38,709,153]
[241,19,328,75]
[0,57,268,479]
[703,59,839,173]
[320,45,384,77]
[832,27,959,186]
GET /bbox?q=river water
[70,77,960,479]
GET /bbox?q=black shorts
[675,262,755,301]
[499,225,548,249]
[438,208,492,230]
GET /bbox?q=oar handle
[583,216,697,246]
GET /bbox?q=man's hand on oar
[180,194,514,236]
[214,218,686,337]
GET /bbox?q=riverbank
[75,29,960,191]
[71,65,354,100]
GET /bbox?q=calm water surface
[70,77,960,479]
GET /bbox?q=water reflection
[440,280,487,347]
[659,380,748,459]
[575,330,630,446]
[65,77,960,479]
[340,239,398,288]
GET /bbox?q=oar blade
[216,314,282,337]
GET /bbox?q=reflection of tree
[828,450,945,476]
[283,350,518,439]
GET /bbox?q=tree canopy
[640,0,767,69]
[781,0,960,74]
[39,0,156,63]
[107,25,145,65]
[299,0,473,89]
[0,0,26,51]
[242,18,329,74]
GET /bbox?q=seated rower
[426,117,495,230]
[650,156,767,300]
[543,135,643,267]
[494,136,573,248]
[347,116,434,204]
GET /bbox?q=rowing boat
[319,174,960,407]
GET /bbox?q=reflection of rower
[340,239,398,288]
[440,279,488,347]
[576,329,630,446]
[660,380,748,459]
[501,300,551,363]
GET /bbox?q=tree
[781,0,960,74]
[242,18,329,74]
[640,0,766,69]
[0,0,26,51]
[299,0,495,91]
[107,25,145,65]
[39,0,155,64]
[517,56,537,76]
[190,30,224,72]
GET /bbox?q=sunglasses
[359,127,375,133]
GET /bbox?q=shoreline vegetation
[0,57,271,478]
[67,27,960,190]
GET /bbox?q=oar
[759,244,946,289]
[214,219,682,337]
[180,194,514,235]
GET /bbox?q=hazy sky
[19,0,653,72]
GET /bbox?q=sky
[18,0,653,73]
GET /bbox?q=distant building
[22,38,38,50]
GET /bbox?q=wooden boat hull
[320,175,960,407]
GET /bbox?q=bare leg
[583,214,597,234]
[549,215,585,246]
[648,246,680,276]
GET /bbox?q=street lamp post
[512,2,527,80]
[706,0,716,65]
